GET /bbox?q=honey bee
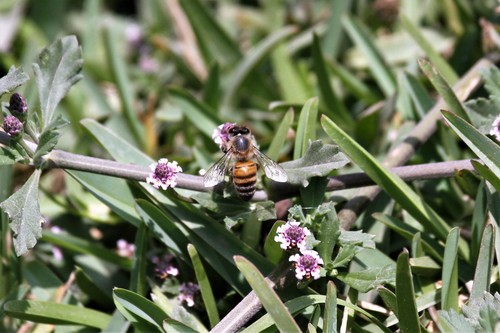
[203,124,288,200]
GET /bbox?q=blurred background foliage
[1,0,500,332]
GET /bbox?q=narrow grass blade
[179,0,241,66]
[322,0,352,57]
[419,60,469,121]
[294,97,318,159]
[168,87,219,139]
[400,16,458,84]
[401,72,434,118]
[103,26,144,148]
[472,160,500,192]
[243,295,391,333]
[342,16,396,97]
[441,227,459,312]
[442,110,500,178]
[323,281,337,333]
[234,256,301,333]
[42,230,132,270]
[312,34,353,130]
[4,300,111,329]
[267,108,293,160]
[74,266,114,309]
[221,26,297,111]
[113,288,167,332]
[187,244,220,328]
[321,115,460,251]
[396,249,421,333]
[130,222,148,295]
[203,63,221,110]
[470,224,494,300]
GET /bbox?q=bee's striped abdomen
[233,161,257,201]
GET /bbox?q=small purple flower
[490,115,500,142]
[116,239,135,258]
[2,115,23,138]
[289,250,324,281]
[146,158,183,190]
[9,93,28,119]
[50,226,63,261]
[178,282,199,307]
[274,220,312,251]
[138,52,159,73]
[152,254,179,280]
[212,122,235,148]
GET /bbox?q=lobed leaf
[33,35,83,129]
[0,66,29,97]
[0,169,42,256]
[281,140,350,187]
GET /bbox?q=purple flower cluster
[274,219,323,281]
[490,115,500,142]
[2,93,28,139]
[212,122,235,149]
[178,282,200,307]
[146,158,183,190]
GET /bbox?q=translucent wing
[203,151,233,187]
[254,148,288,182]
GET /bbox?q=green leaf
[442,110,500,179]
[316,202,340,265]
[294,97,319,159]
[409,256,441,277]
[0,145,24,165]
[400,15,458,84]
[0,66,29,97]
[281,141,350,187]
[263,221,286,264]
[321,115,467,255]
[168,87,220,139]
[113,288,167,332]
[312,34,353,130]
[470,224,494,301]
[74,266,114,309]
[0,169,42,255]
[323,281,337,333]
[396,249,421,333]
[202,63,221,110]
[234,256,302,333]
[67,170,141,227]
[42,230,132,270]
[187,244,219,328]
[244,295,391,333]
[33,114,69,167]
[331,245,357,268]
[221,26,297,112]
[163,319,200,333]
[130,222,148,295]
[267,108,294,160]
[419,59,469,121]
[103,27,144,148]
[336,264,396,293]
[482,65,500,106]
[401,71,434,118]
[179,0,241,66]
[32,35,83,129]
[4,300,111,329]
[441,227,459,312]
[378,286,398,317]
[342,16,396,96]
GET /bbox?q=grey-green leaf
[281,141,350,187]
[33,35,83,129]
[0,66,29,97]
[0,169,42,255]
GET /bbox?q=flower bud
[3,115,23,138]
[9,93,28,120]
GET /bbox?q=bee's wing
[203,151,232,187]
[254,148,288,182]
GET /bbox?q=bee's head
[228,125,250,137]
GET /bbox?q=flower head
[2,115,23,138]
[289,250,324,281]
[212,122,235,149]
[178,282,199,307]
[274,220,312,251]
[152,253,179,280]
[116,239,135,258]
[490,115,500,142]
[146,158,182,190]
[9,93,28,120]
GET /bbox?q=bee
[203,124,288,200]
